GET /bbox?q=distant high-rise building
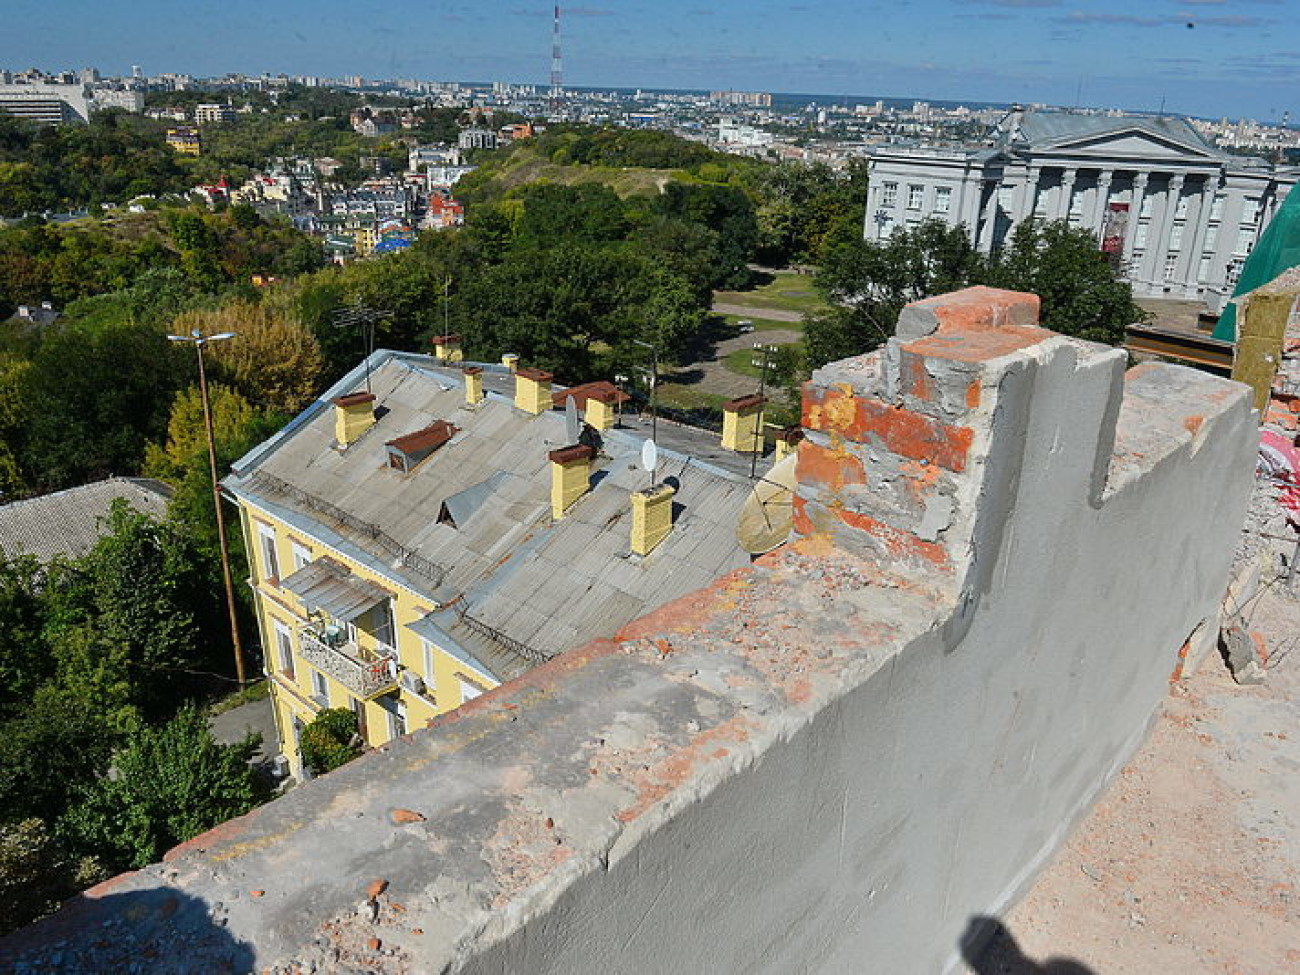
[131,64,142,79]
[0,82,91,124]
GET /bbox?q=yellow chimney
[515,367,553,415]
[548,444,595,519]
[502,352,520,373]
[721,393,767,453]
[332,391,376,447]
[773,425,804,461]
[586,396,615,431]
[433,333,463,363]
[463,366,484,406]
[630,483,676,556]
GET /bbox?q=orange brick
[835,509,950,568]
[796,440,867,494]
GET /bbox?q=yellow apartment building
[224,351,761,780]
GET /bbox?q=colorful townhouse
[223,349,764,779]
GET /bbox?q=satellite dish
[564,395,580,444]
[640,439,658,477]
[736,453,798,555]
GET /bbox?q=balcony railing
[298,629,399,700]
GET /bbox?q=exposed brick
[804,385,972,471]
[835,509,951,569]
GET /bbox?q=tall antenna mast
[550,5,563,116]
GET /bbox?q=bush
[300,708,362,776]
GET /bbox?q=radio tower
[549,5,563,116]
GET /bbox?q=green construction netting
[1213,188,1300,342]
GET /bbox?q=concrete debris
[1221,621,1268,685]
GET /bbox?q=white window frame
[273,620,295,676]
[291,540,312,571]
[933,186,952,214]
[388,701,407,738]
[1204,225,1218,252]
[1134,221,1149,249]
[881,182,898,207]
[311,668,330,707]
[1209,195,1225,221]
[421,639,438,693]
[906,184,924,210]
[258,523,280,583]
[1169,223,1184,251]
[1198,255,1213,283]
[459,677,483,704]
[1163,253,1179,282]
[1235,226,1254,256]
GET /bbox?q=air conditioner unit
[271,755,290,779]
[400,671,425,695]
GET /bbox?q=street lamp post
[167,328,246,686]
[632,339,658,447]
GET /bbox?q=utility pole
[166,328,246,686]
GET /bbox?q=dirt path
[966,581,1300,974]
[711,301,806,323]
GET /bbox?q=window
[311,668,330,708]
[1140,194,1154,219]
[421,639,438,693]
[459,677,483,704]
[997,185,1014,211]
[372,599,396,655]
[1134,221,1149,249]
[1235,226,1255,255]
[387,700,407,739]
[257,524,280,583]
[1163,254,1179,282]
[1242,198,1260,224]
[881,182,898,207]
[1169,223,1184,251]
[934,186,952,214]
[1067,189,1082,217]
[1209,194,1225,221]
[906,184,923,210]
[1204,225,1218,252]
[273,620,295,677]
[1175,194,1189,219]
[1198,255,1213,283]
[291,541,311,571]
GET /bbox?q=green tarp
[1214,188,1300,342]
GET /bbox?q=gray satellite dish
[736,453,798,555]
[564,395,580,444]
[640,439,658,480]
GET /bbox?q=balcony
[298,628,398,700]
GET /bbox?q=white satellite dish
[736,453,798,555]
[640,439,658,478]
[564,395,580,444]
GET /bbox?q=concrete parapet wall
[0,289,1259,974]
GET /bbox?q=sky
[5,0,1296,122]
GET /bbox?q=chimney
[585,391,617,431]
[515,367,553,415]
[332,391,376,447]
[548,444,595,520]
[774,425,804,461]
[721,393,767,453]
[463,365,484,406]
[433,333,463,363]
[630,483,676,556]
[501,352,520,373]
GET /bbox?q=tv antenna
[563,394,580,444]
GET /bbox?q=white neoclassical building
[864,112,1300,313]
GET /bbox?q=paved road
[209,693,278,768]
[711,302,806,323]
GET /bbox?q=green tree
[61,706,264,870]
[0,554,48,709]
[300,708,362,776]
[982,219,1145,346]
[0,818,101,936]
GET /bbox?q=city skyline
[5,0,1296,122]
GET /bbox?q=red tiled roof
[551,381,631,409]
[386,420,458,456]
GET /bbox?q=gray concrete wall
[0,289,1257,975]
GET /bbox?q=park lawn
[723,342,803,380]
[715,270,829,316]
[654,383,729,412]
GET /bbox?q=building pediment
[1035,129,1220,163]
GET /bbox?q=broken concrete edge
[0,287,1259,974]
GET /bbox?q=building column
[1012,166,1041,230]
[977,181,1000,250]
[1184,176,1218,295]
[1155,174,1185,289]
[1123,172,1150,270]
[1055,168,1078,221]
[1089,170,1113,239]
